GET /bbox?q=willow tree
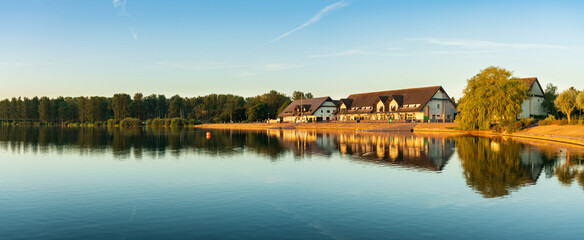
[554,88,578,123]
[456,67,528,130]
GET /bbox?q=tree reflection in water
[456,136,532,198]
[1,126,584,196]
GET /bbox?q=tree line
[0,90,313,124]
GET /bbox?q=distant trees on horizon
[0,90,313,124]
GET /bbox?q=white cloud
[129,27,138,40]
[113,0,127,14]
[310,47,504,58]
[269,0,349,43]
[421,38,566,49]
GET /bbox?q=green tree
[112,93,132,120]
[542,83,559,117]
[247,103,269,121]
[576,90,584,120]
[554,88,578,123]
[278,99,292,115]
[456,66,528,130]
[168,94,184,118]
[292,91,313,100]
[133,93,144,120]
[0,99,9,121]
[77,97,88,122]
[246,90,290,121]
[38,97,53,122]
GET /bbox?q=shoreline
[194,122,584,147]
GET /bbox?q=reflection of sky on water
[1,126,584,198]
[1,126,584,239]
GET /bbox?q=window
[321,110,323,113]
[437,104,440,109]
[327,110,330,113]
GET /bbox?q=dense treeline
[0,90,308,124]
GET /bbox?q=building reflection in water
[267,129,456,171]
[1,126,584,197]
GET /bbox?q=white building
[520,77,546,118]
[278,97,337,122]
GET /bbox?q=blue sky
[1,0,583,100]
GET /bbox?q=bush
[520,117,535,127]
[164,118,172,127]
[145,119,152,126]
[505,121,524,133]
[538,115,556,126]
[170,118,186,127]
[150,118,165,127]
[106,119,118,126]
[119,118,142,127]
[491,124,504,133]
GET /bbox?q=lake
[1,126,583,239]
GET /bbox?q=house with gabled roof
[519,77,546,118]
[278,96,337,122]
[336,86,456,122]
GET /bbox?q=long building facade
[336,86,457,122]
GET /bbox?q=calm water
[1,126,583,239]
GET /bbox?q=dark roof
[391,95,404,106]
[338,98,353,108]
[278,97,333,117]
[519,77,544,95]
[341,86,447,113]
[377,96,389,103]
[520,77,537,89]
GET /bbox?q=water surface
[1,126,583,239]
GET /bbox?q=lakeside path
[195,122,584,147]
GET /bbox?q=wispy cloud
[129,27,138,40]
[310,47,506,58]
[269,1,349,43]
[420,38,567,49]
[113,0,127,14]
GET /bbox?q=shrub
[491,124,504,133]
[538,115,556,126]
[520,117,535,127]
[164,118,172,127]
[505,121,524,133]
[170,118,186,127]
[119,117,142,127]
[150,118,165,127]
[106,119,118,126]
[145,119,152,126]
